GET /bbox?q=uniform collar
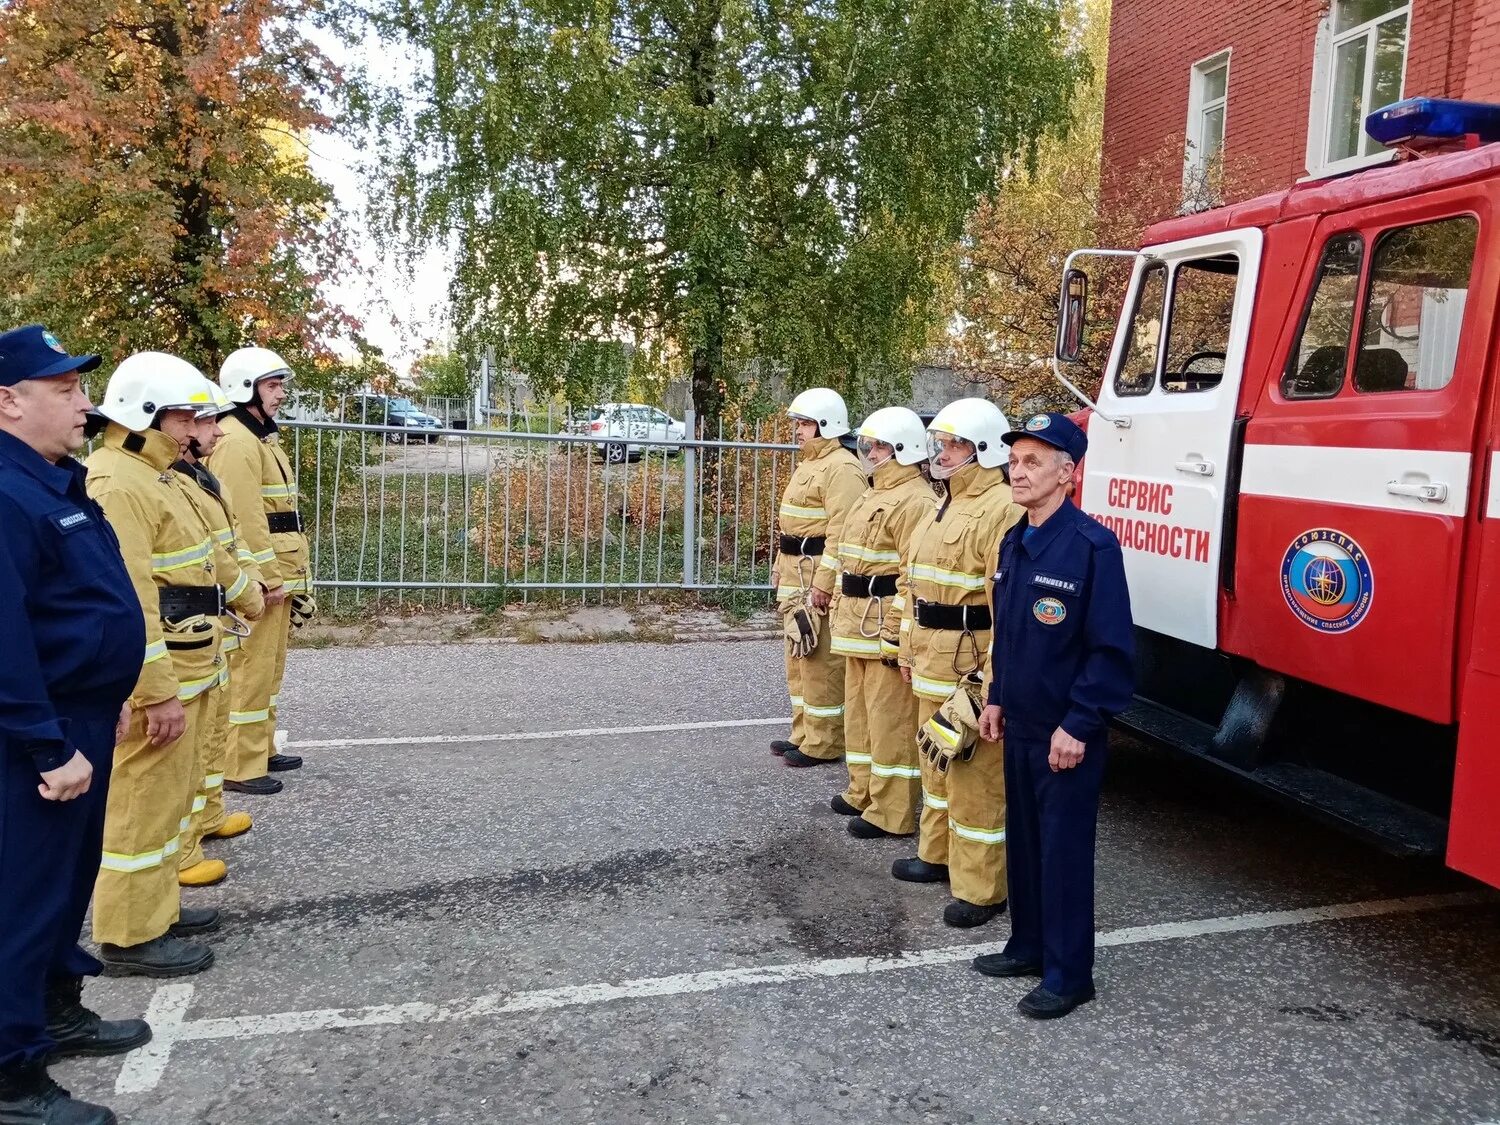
[798,436,841,463]
[871,459,921,489]
[231,404,277,439]
[0,427,80,496]
[1019,497,1078,558]
[944,461,1003,500]
[103,421,180,472]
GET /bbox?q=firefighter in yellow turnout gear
[207,347,311,794]
[86,354,227,976]
[175,384,265,886]
[772,388,867,767]
[827,407,935,834]
[893,399,1024,929]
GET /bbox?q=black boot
[0,1061,118,1125]
[770,740,797,757]
[783,748,840,768]
[224,776,282,795]
[891,856,949,883]
[169,906,221,936]
[99,934,213,978]
[942,898,1006,928]
[848,816,901,840]
[44,978,151,1060]
[829,794,863,816]
[267,753,302,772]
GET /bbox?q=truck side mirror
[1056,268,1089,363]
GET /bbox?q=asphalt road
[62,640,1500,1124]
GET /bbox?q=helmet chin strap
[185,436,203,461]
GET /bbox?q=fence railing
[281,405,801,612]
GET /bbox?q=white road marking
[114,890,1488,1093]
[290,716,793,750]
[115,983,194,1095]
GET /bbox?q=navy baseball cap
[0,324,101,387]
[1002,412,1088,463]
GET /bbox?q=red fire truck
[1053,99,1500,888]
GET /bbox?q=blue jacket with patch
[987,498,1135,742]
[0,430,144,772]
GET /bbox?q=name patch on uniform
[52,509,90,532]
[1030,572,1080,596]
[1033,597,1067,625]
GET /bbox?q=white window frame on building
[1184,49,1231,193]
[1305,0,1410,179]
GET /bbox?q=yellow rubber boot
[178,859,227,888]
[205,812,253,840]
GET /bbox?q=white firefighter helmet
[856,406,929,467]
[98,352,219,433]
[787,387,850,439]
[219,346,293,405]
[926,397,1010,478]
[205,381,236,416]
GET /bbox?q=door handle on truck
[1174,458,1214,477]
[1386,480,1448,503]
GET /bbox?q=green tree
[377,0,1083,424]
[410,347,477,398]
[0,0,362,374]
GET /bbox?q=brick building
[1100,0,1500,210]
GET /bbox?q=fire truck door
[1236,210,1489,723]
[1082,229,1263,650]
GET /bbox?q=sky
[305,24,452,377]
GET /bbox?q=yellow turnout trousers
[93,693,212,946]
[783,609,845,761]
[915,697,949,865]
[843,658,921,829]
[179,668,232,870]
[946,735,1007,906]
[227,598,290,782]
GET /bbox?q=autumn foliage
[0,0,358,371]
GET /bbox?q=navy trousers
[0,707,117,1068]
[1001,725,1107,998]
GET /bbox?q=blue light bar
[1365,98,1500,146]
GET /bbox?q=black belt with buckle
[778,533,826,557]
[914,600,991,632]
[841,573,899,598]
[267,511,303,534]
[158,585,226,623]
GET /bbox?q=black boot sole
[101,951,214,979]
[48,1023,153,1060]
[224,779,283,795]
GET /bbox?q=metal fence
[280,402,801,612]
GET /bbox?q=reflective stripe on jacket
[772,437,866,605]
[207,408,310,593]
[86,424,225,707]
[828,460,935,659]
[897,463,1023,701]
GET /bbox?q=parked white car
[577,403,687,462]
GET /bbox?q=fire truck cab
[1056,99,1500,887]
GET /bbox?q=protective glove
[289,591,318,630]
[916,677,984,773]
[784,603,820,659]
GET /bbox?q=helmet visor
[927,433,975,480]
[857,435,894,473]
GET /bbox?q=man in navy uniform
[973,412,1133,1019]
[0,325,152,1125]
